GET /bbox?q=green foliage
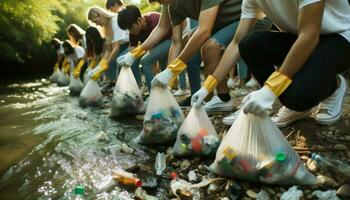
[0,0,159,71]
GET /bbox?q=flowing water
[0,78,162,199]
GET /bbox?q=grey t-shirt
[169,0,242,31]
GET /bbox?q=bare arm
[167,24,184,63]
[278,1,325,78]
[177,6,219,62]
[141,5,172,50]
[103,42,120,64]
[212,18,256,82]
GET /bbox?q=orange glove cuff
[131,44,147,58]
[203,75,218,94]
[264,71,292,96]
[168,58,187,76]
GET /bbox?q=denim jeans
[107,43,128,81]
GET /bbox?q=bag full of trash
[109,66,144,118]
[210,111,317,185]
[50,68,60,83]
[136,86,184,144]
[57,69,70,86]
[79,79,103,107]
[173,106,220,157]
[69,75,84,96]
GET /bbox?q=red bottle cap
[171,172,177,180]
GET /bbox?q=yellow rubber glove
[62,58,70,74]
[91,58,109,81]
[131,44,147,59]
[87,58,97,70]
[73,59,85,78]
[53,63,59,71]
[203,75,219,94]
[168,58,187,76]
[264,71,292,96]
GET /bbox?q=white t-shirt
[68,45,85,71]
[81,35,87,50]
[105,15,129,45]
[241,0,350,43]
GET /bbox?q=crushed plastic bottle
[112,169,142,187]
[155,152,166,176]
[74,185,85,200]
[310,153,350,177]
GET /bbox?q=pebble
[301,155,309,161]
[256,190,270,200]
[221,198,230,200]
[317,175,338,187]
[166,147,174,154]
[246,189,257,199]
[266,188,275,195]
[337,184,350,198]
[346,151,350,159]
[345,136,350,141]
[306,159,318,172]
[334,144,348,150]
[121,143,134,154]
[180,159,190,171]
[96,131,110,142]
[135,114,144,121]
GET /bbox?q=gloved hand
[117,44,146,67]
[73,59,85,78]
[87,58,97,70]
[242,71,292,117]
[62,59,70,75]
[88,58,109,81]
[191,75,218,108]
[53,63,59,71]
[151,58,187,88]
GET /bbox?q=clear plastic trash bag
[83,68,90,85]
[136,86,185,144]
[56,70,70,86]
[79,79,103,107]
[49,68,60,83]
[173,106,220,157]
[109,66,144,118]
[69,75,84,96]
[210,111,317,185]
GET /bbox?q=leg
[186,51,202,95]
[141,39,171,91]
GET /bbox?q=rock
[135,114,144,121]
[241,182,251,190]
[346,151,350,159]
[307,159,318,172]
[96,131,110,142]
[317,175,338,187]
[125,165,140,173]
[187,170,197,182]
[344,136,350,141]
[221,198,230,200]
[256,190,270,200]
[334,144,348,150]
[328,131,333,135]
[246,189,257,199]
[166,147,174,154]
[337,184,350,198]
[266,188,275,195]
[121,143,134,154]
[180,160,191,171]
[301,156,309,161]
[76,111,88,120]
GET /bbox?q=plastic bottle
[155,152,166,176]
[310,153,350,176]
[258,152,287,183]
[74,185,84,200]
[113,169,142,187]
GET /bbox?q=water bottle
[310,153,350,176]
[74,185,84,200]
[155,152,166,176]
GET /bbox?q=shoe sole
[315,77,348,126]
[273,110,313,128]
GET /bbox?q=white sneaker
[272,106,312,128]
[223,110,241,125]
[315,75,348,125]
[174,88,188,96]
[245,78,259,88]
[204,95,234,112]
[227,78,236,89]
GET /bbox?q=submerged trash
[173,106,220,157]
[280,186,303,200]
[109,66,144,118]
[79,80,103,107]
[154,152,166,176]
[74,185,85,200]
[69,75,83,96]
[57,70,70,86]
[50,68,60,83]
[312,190,340,200]
[210,112,316,185]
[310,153,350,177]
[112,169,142,187]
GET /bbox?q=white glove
[241,86,277,117]
[87,65,101,79]
[117,52,135,67]
[191,87,208,108]
[151,69,174,88]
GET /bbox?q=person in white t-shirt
[50,38,65,72]
[62,40,86,77]
[87,6,129,81]
[191,0,350,126]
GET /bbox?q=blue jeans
[107,43,128,81]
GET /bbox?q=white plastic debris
[96,131,110,142]
[256,189,271,200]
[312,190,340,200]
[121,143,134,154]
[188,170,197,182]
[280,186,303,200]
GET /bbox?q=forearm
[178,29,210,62]
[279,35,319,78]
[141,27,169,50]
[104,42,120,64]
[168,41,183,64]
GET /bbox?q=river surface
[0,78,163,199]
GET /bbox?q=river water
[0,79,162,199]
